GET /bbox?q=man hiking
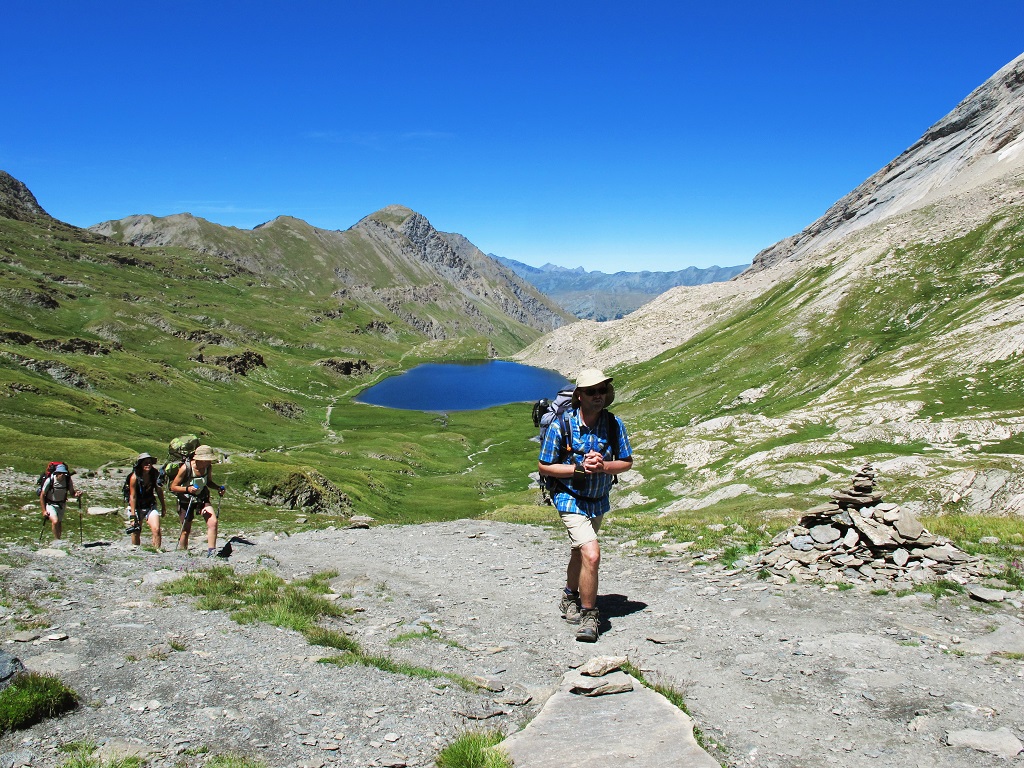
[169,444,225,555]
[126,452,167,550]
[538,369,633,642]
[39,464,83,541]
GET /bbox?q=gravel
[2,515,1022,768]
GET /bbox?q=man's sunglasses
[581,386,609,396]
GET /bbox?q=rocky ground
[1,496,1022,768]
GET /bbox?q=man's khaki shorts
[559,511,603,549]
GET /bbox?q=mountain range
[493,256,746,320]
[3,51,1024,531]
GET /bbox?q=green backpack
[164,435,201,495]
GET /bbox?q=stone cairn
[750,464,983,586]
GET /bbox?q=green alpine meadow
[3,69,1024,566]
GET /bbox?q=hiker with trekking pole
[38,464,83,541]
[124,452,166,550]
[538,369,633,643]
[169,445,225,556]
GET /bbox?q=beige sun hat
[571,368,615,408]
[192,445,219,463]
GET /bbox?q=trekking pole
[77,494,83,545]
[38,512,48,544]
[176,495,196,551]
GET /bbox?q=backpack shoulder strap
[604,410,620,460]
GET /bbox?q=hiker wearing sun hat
[169,444,225,555]
[39,463,83,541]
[538,368,633,642]
[125,452,167,550]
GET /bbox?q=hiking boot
[576,608,600,642]
[559,591,581,624]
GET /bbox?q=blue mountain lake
[355,360,570,412]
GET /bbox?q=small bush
[0,672,78,732]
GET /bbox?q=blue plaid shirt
[539,408,632,518]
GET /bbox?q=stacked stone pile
[750,464,984,585]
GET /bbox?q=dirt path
[2,519,1022,767]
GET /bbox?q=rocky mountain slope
[515,52,1024,520]
[495,256,746,320]
[90,204,573,337]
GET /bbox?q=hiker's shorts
[126,505,160,521]
[44,503,65,522]
[560,511,603,549]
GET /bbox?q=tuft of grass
[163,564,476,690]
[304,626,360,652]
[0,672,78,733]
[435,730,511,768]
[160,566,348,634]
[837,583,854,591]
[60,753,144,768]
[389,627,463,648]
[319,652,478,691]
[205,755,267,768]
[870,588,889,596]
[913,579,967,599]
[991,561,1024,590]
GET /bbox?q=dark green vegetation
[161,565,476,690]
[0,671,78,732]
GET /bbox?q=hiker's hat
[571,368,614,408]
[193,445,219,463]
[135,452,155,467]
[54,464,69,474]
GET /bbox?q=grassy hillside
[581,206,1024,556]
[0,211,552,537]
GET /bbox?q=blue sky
[3,2,1022,273]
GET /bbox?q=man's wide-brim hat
[193,445,219,463]
[571,368,615,408]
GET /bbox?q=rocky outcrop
[0,170,50,221]
[263,470,353,514]
[316,358,373,376]
[189,350,266,376]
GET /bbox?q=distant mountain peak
[358,205,417,230]
[0,170,52,222]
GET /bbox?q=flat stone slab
[501,672,718,768]
[960,621,1024,655]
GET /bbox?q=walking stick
[38,513,48,543]
[77,494,83,545]
[176,495,196,551]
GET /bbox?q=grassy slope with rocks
[508,199,1024,565]
[0,189,566,537]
